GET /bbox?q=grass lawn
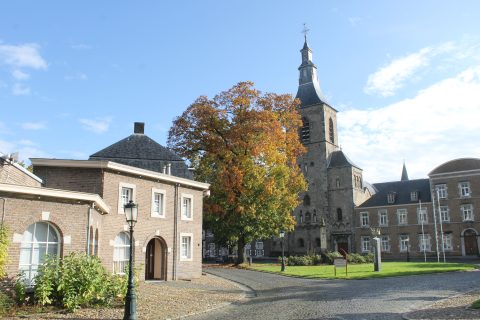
[472,299,480,309]
[249,262,477,279]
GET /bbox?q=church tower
[287,34,368,255]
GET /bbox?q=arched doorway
[145,237,167,280]
[463,229,479,256]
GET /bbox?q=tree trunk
[236,236,246,265]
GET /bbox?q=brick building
[1,123,209,284]
[354,160,480,259]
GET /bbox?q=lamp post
[406,239,410,262]
[124,200,138,320]
[279,230,286,272]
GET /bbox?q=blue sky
[1,1,480,182]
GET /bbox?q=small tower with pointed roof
[401,162,409,181]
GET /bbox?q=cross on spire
[302,23,310,42]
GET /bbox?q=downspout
[0,198,6,226]
[86,203,93,255]
[172,183,179,280]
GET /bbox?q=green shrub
[323,251,342,264]
[347,253,366,264]
[34,252,128,312]
[0,225,10,278]
[285,254,322,266]
[14,273,28,306]
[0,291,14,316]
[364,252,374,263]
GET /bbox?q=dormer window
[410,191,418,202]
[387,192,396,204]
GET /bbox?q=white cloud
[0,43,47,69]
[21,122,47,130]
[12,83,31,96]
[79,117,112,134]
[348,17,361,27]
[70,43,92,50]
[64,73,88,81]
[364,47,432,97]
[12,69,30,80]
[341,65,480,183]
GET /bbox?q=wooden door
[464,234,478,255]
[145,240,155,279]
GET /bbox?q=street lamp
[279,230,286,272]
[124,200,138,320]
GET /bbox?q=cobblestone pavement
[6,273,245,320]
[189,267,480,320]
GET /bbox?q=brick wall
[0,196,94,277]
[33,166,104,195]
[0,161,41,187]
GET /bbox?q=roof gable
[358,178,431,208]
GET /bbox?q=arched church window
[301,118,310,143]
[337,208,343,221]
[313,213,317,223]
[329,117,335,144]
[298,238,305,247]
[303,194,310,206]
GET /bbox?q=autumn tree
[168,82,306,264]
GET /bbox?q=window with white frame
[387,192,396,204]
[439,206,450,222]
[180,234,193,261]
[19,222,61,285]
[361,236,370,252]
[418,234,431,252]
[410,191,418,201]
[181,194,193,220]
[417,207,428,224]
[399,234,409,252]
[118,183,135,214]
[378,210,388,226]
[255,241,264,250]
[151,188,166,218]
[459,181,471,198]
[397,209,408,225]
[461,204,474,221]
[442,233,453,251]
[113,232,130,274]
[380,236,390,252]
[435,184,447,199]
[360,212,369,227]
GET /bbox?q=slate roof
[89,124,192,179]
[429,158,480,175]
[327,150,361,169]
[357,178,431,208]
[296,81,328,108]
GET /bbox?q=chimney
[162,165,167,174]
[134,122,145,134]
[167,163,171,175]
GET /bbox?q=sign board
[334,258,346,267]
[333,257,348,277]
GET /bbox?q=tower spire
[401,162,409,181]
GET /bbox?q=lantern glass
[279,230,285,238]
[124,200,138,226]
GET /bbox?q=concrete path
[190,267,480,320]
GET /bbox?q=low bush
[34,252,128,312]
[284,254,322,266]
[323,251,343,265]
[347,253,366,264]
[0,225,10,278]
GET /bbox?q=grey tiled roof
[89,133,193,179]
[328,150,361,169]
[429,158,480,175]
[295,81,327,108]
[357,178,431,208]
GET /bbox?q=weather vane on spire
[302,23,310,41]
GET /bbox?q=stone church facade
[266,38,371,257]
